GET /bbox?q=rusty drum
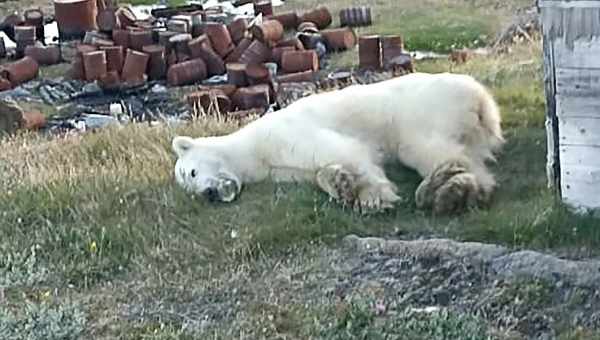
[167,58,208,86]
[281,50,318,73]
[122,49,149,84]
[239,40,271,65]
[100,45,124,73]
[358,35,382,69]
[54,0,98,40]
[0,57,39,86]
[300,6,332,30]
[82,50,107,81]
[251,20,284,44]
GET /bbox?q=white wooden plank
[558,117,600,145]
[561,165,600,210]
[554,38,600,69]
[556,67,600,96]
[540,1,600,9]
[556,94,600,118]
[560,144,600,167]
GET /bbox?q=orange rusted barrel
[251,20,283,44]
[129,29,153,51]
[225,37,251,63]
[54,0,98,40]
[24,9,45,42]
[268,12,298,30]
[239,40,271,65]
[0,56,39,86]
[99,45,124,73]
[97,8,118,32]
[0,77,11,91]
[281,50,318,73]
[381,35,404,65]
[188,36,225,76]
[82,50,107,81]
[358,35,382,69]
[233,84,270,110]
[142,45,167,80]
[21,111,46,130]
[271,46,295,67]
[245,63,271,85]
[226,63,248,86]
[321,27,357,51]
[300,6,332,30]
[24,45,62,65]
[205,23,234,58]
[254,1,273,16]
[227,18,248,44]
[14,26,36,57]
[277,38,305,50]
[277,70,315,83]
[112,29,129,48]
[122,49,149,84]
[167,58,207,86]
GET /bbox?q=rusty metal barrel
[227,18,248,44]
[281,50,319,73]
[100,45,124,73]
[82,50,107,81]
[245,63,271,85]
[268,12,299,30]
[24,9,45,41]
[358,35,382,69]
[54,0,98,40]
[129,29,153,51]
[239,40,271,65]
[205,23,234,58]
[122,49,149,84]
[97,8,118,32]
[112,29,129,48]
[339,7,372,27]
[225,37,252,63]
[188,35,225,76]
[254,1,273,16]
[251,20,284,44]
[167,58,208,86]
[277,70,315,83]
[14,26,36,57]
[0,57,39,87]
[142,45,167,80]
[233,84,270,110]
[226,63,248,87]
[271,46,295,67]
[24,45,62,65]
[321,27,357,51]
[300,6,332,30]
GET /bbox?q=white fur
[173,72,504,209]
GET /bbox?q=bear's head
[172,135,241,203]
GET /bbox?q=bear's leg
[316,163,401,213]
[397,142,495,215]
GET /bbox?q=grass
[2,0,600,338]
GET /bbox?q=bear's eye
[190,169,197,178]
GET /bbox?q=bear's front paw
[316,164,358,207]
[354,181,401,214]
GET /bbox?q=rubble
[0,0,417,136]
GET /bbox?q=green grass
[2,0,599,338]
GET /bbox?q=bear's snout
[203,187,219,202]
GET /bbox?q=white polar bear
[172,72,504,214]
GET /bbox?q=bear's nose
[203,187,219,202]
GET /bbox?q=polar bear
[172,72,504,214]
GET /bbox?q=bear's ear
[172,136,196,157]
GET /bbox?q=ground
[1,0,600,339]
